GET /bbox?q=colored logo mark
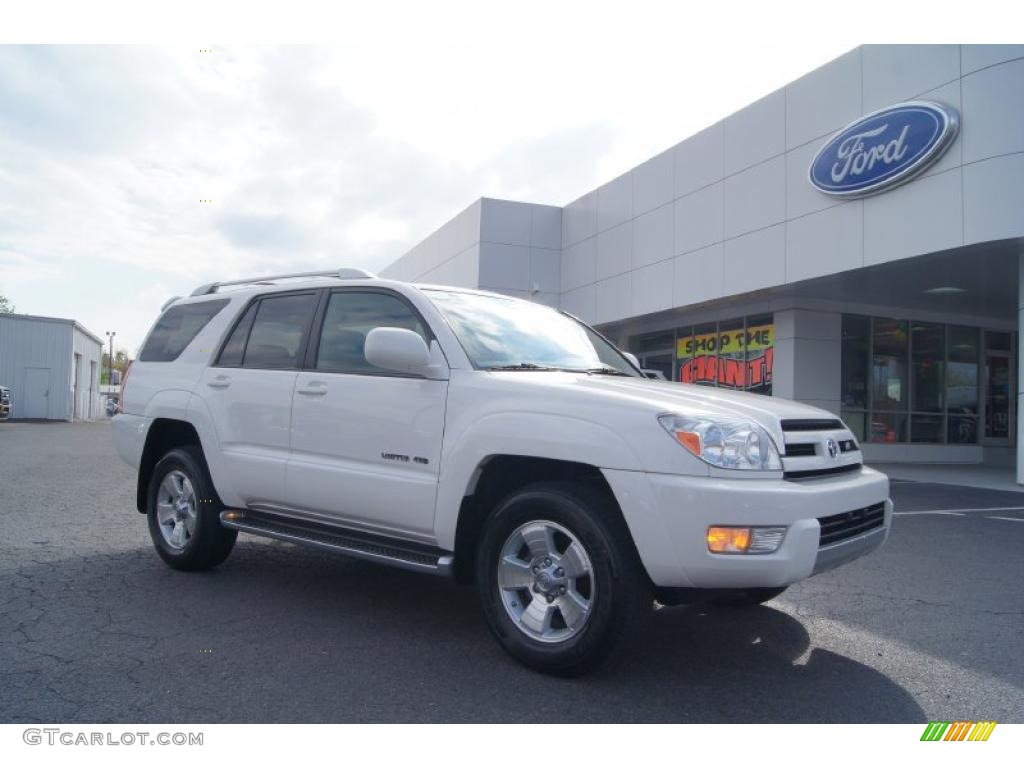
[920,721,997,741]
[809,101,959,198]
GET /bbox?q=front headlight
[657,413,782,471]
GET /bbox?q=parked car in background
[0,386,11,420]
[113,268,892,675]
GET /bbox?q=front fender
[433,411,644,550]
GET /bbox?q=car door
[198,290,319,507]
[286,288,448,539]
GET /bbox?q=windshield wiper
[585,366,631,376]
[486,363,562,372]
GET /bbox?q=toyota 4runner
[113,267,892,675]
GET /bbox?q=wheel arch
[136,418,207,513]
[450,455,627,585]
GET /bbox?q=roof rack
[189,267,376,297]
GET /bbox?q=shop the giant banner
[678,323,774,390]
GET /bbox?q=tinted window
[242,294,317,369]
[138,299,229,362]
[217,303,257,367]
[316,291,427,373]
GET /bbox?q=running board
[219,510,454,577]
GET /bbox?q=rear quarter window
[138,299,230,362]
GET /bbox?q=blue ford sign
[809,101,959,198]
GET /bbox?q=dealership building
[382,45,1024,478]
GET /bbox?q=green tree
[0,294,14,314]
[101,349,131,384]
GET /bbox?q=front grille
[785,463,862,480]
[781,418,844,431]
[818,502,885,546]
[785,443,817,457]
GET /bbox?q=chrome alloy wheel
[156,470,197,551]
[497,520,595,643]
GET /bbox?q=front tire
[147,446,236,571]
[476,481,651,676]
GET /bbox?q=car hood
[492,371,842,448]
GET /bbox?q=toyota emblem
[826,438,839,460]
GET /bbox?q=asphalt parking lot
[1,421,1022,723]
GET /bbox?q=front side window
[241,293,317,369]
[138,299,229,362]
[425,289,639,375]
[316,291,427,373]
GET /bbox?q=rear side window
[138,299,229,362]
[241,293,318,369]
[217,303,258,367]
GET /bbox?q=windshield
[425,289,641,375]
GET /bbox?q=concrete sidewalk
[869,462,1023,493]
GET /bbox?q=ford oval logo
[808,101,959,199]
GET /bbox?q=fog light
[707,526,751,553]
[707,526,787,554]
[749,527,787,553]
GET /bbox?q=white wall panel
[723,89,785,175]
[631,203,673,269]
[963,153,1024,245]
[673,183,723,255]
[863,168,963,266]
[862,44,960,112]
[786,48,862,149]
[722,224,786,296]
[596,221,632,281]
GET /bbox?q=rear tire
[476,481,651,676]
[146,446,236,571]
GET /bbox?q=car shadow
[0,539,926,723]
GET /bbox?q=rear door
[199,291,319,507]
[23,367,50,418]
[286,288,448,538]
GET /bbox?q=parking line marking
[893,511,966,517]
[985,515,1024,523]
[895,505,1024,514]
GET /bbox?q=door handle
[207,375,231,389]
[297,382,328,396]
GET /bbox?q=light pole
[105,331,116,388]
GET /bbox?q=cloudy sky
[0,31,855,352]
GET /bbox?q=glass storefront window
[870,412,907,443]
[842,315,870,409]
[947,326,979,417]
[912,322,944,413]
[717,317,745,389]
[911,414,944,443]
[671,316,773,394]
[682,322,719,387]
[872,318,908,412]
[841,410,867,443]
[841,314,1012,445]
[745,314,774,395]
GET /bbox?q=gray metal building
[383,44,1024,479]
[0,313,104,421]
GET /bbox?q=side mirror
[365,327,438,377]
[623,352,641,369]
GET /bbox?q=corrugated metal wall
[71,325,103,420]
[0,315,73,420]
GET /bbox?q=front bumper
[603,465,891,589]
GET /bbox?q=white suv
[113,268,891,674]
